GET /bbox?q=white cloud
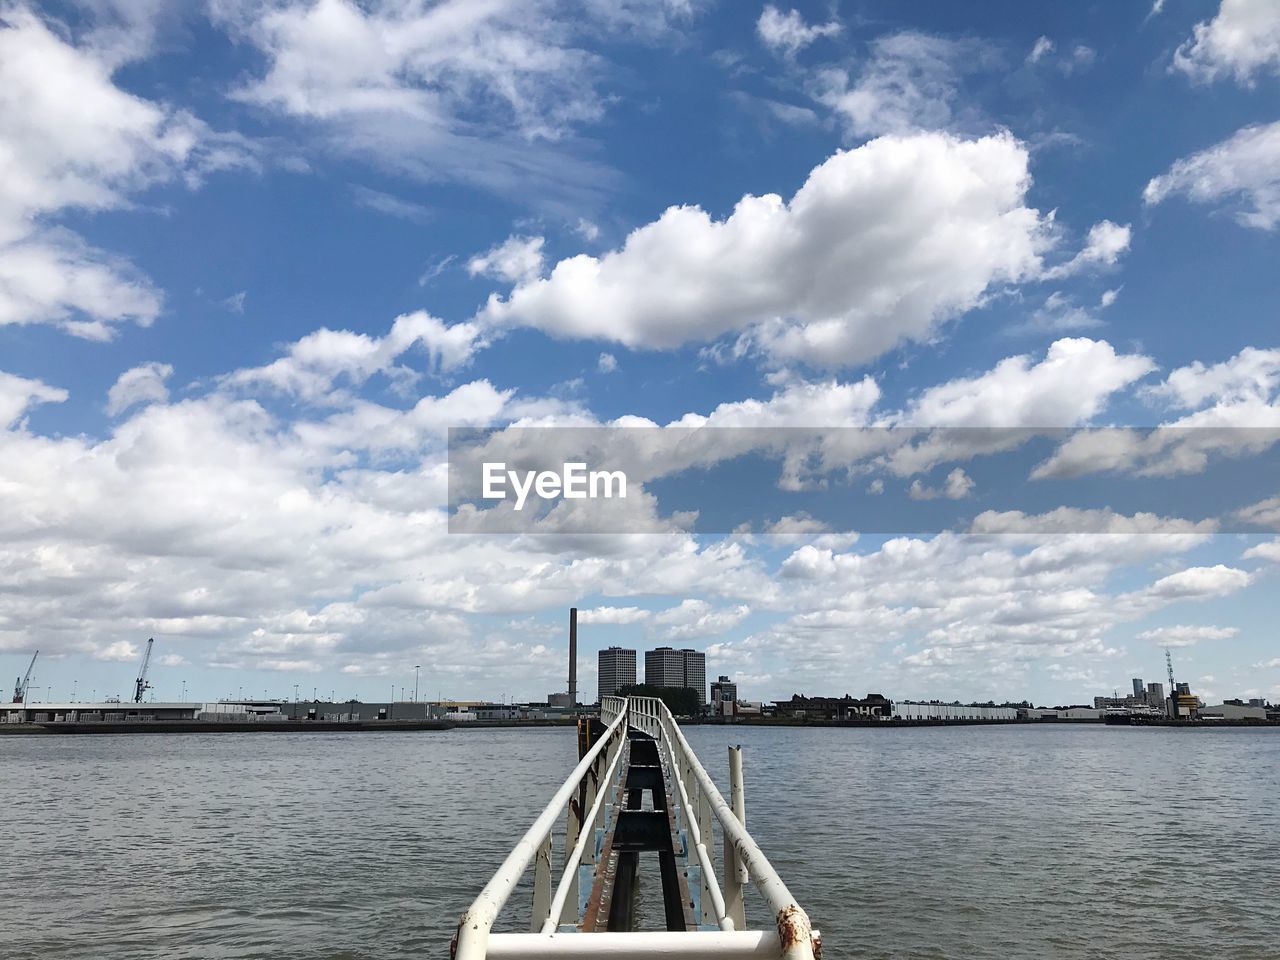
[653,598,750,640]
[1026,37,1054,65]
[0,371,69,429]
[908,467,973,501]
[1147,347,1280,409]
[812,32,991,139]
[1041,220,1131,279]
[1139,564,1252,602]
[107,362,173,417]
[1173,0,1280,85]
[576,605,651,624]
[1237,500,1280,532]
[1031,346,1280,480]
[1144,121,1280,230]
[597,352,619,373]
[1025,38,1096,75]
[756,5,840,58]
[222,311,488,400]
[1008,291,1105,335]
[210,0,699,208]
[1136,624,1238,647]
[468,235,546,285]
[1243,537,1280,561]
[901,338,1154,428]
[478,132,1126,369]
[0,6,253,338]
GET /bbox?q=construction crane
[133,638,155,704]
[13,650,37,703]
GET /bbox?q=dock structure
[453,695,822,959]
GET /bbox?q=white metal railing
[454,703,630,960]
[453,696,820,960]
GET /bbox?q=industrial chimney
[568,607,578,708]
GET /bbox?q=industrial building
[774,694,892,720]
[644,647,706,705]
[1199,700,1268,721]
[597,647,637,701]
[892,701,1018,721]
[1,701,203,723]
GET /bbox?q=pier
[452,695,822,959]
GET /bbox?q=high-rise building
[683,649,706,706]
[598,647,636,702]
[644,647,707,705]
[1146,681,1164,707]
[1132,678,1145,699]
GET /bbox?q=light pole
[414,665,420,703]
[181,680,187,702]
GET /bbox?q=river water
[2,724,1276,959]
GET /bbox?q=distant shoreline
[3,715,1276,736]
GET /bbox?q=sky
[1,0,1279,708]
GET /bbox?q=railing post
[560,798,581,927]
[723,745,747,929]
[531,832,552,931]
[698,788,714,927]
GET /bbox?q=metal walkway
[453,696,821,959]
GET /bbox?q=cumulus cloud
[653,598,750,640]
[478,132,1126,369]
[1173,0,1280,85]
[1138,564,1252,602]
[901,338,1154,428]
[0,6,254,338]
[106,362,174,417]
[1136,624,1238,647]
[1032,346,1280,480]
[908,467,974,500]
[577,605,651,624]
[1041,220,1131,279]
[1146,347,1280,409]
[1144,121,1280,230]
[468,235,546,285]
[597,352,619,373]
[1243,537,1280,561]
[756,5,840,58]
[222,311,488,400]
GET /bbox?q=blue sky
[1,0,1278,708]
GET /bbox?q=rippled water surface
[2,724,1277,959]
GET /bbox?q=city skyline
[1,1,1279,708]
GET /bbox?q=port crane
[133,638,155,704]
[12,650,38,703]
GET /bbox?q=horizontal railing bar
[486,930,795,958]
[455,704,631,960]
[658,709,819,960]
[662,729,731,930]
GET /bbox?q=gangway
[453,696,821,959]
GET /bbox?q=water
[2,724,1276,959]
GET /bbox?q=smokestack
[568,607,578,707]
